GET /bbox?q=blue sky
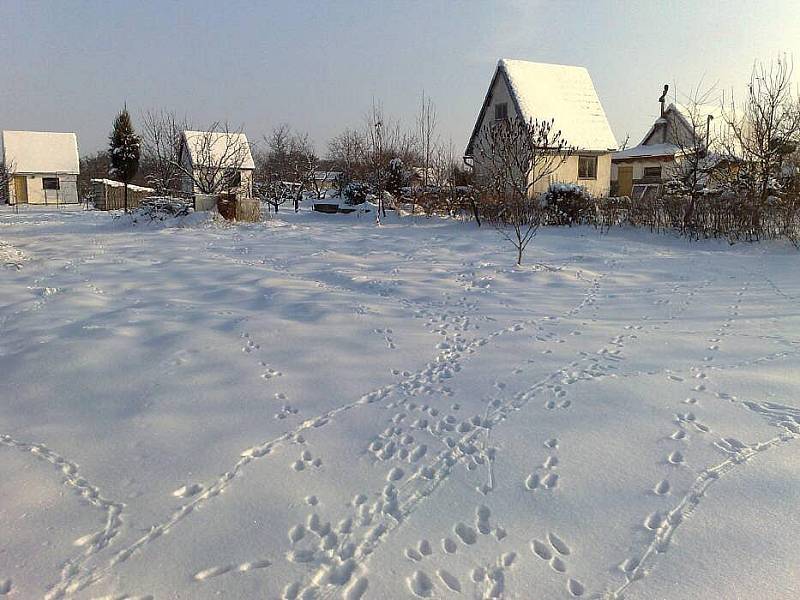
[1,0,798,155]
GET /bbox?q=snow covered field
[1,206,799,600]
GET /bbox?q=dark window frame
[42,177,61,190]
[578,155,598,180]
[494,102,508,121]
[643,166,663,180]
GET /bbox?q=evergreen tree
[109,107,141,213]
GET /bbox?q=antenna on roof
[659,85,669,117]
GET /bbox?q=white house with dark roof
[178,130,255,198]
[2,130,80,205]
[464,59,618,197]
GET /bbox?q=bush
[540,183,593,226]
[343,182,371,206]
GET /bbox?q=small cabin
[464,59,618,197]
[612,89,724,199]
[2,130,80,205]
[178,130,255,199]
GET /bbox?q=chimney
[658,84,669,143]
[659,84,669,117]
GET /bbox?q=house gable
[464,66,523,157]
[465,59,617,157]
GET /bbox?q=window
[643,166,662,180]
[223,169,241,188]
[494,103,508,121]
[578,156,597,179]
[42,177,60,190]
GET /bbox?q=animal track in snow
[567,578,585,596]
[531,539,552,560]
[407,570,433,597]
[542,472,559,489]
[667,450,685,465]
[653,479,671,495]
[173,483,203,498]
[548,532,571,555]
[437,569,461,592]
[454,522,477,545]
[193,559,270,581]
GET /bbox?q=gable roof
[181,130,255,170]
[613,142,680,161]
[640,102,725,147]
[2,131,80,174]
[466,59,618,156]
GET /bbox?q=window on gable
[42,177,60,190]
[578,156,597,180]
[223,169,242,188]
[494,103,508,121]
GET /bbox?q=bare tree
[327,127,367,185]
[721,56,800,202]
[664,84,722,233]
[416,91,439,188]
[253,124,315,212]
[140,109,191,193]
[475,117,575,265]
[175,122,251,196]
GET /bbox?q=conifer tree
[109,107,141,212]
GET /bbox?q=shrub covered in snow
[343,182,371,206]
[540,182,594,226]
[126,197,192,223]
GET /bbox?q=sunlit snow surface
[1,206,798,599]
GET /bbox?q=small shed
[91,178,155,210]
[178,130,255,199]
[611,99,725,198]
[2,130,80,205]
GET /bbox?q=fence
[91,179,155,211]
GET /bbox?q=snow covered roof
[613,143,680,161]
[467,59,618,154]
[2,130,79,174]
[313,171,342,181]
[182,130,255,170]
[91,178,155,193]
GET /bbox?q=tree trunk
[124,182,128,213]
[517,245,523,265]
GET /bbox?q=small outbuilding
[2,130,80,205]
[611,93,724,199]
[464,59,618,197]
[178,130,255,200]
[91,178,155,211]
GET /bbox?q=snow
[1,131,80,174]
[500,59,618,152]
[90,178,155,193]
[182,130,255,170]
[1,205,799,599]
[612,142,680,160]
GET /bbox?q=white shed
[178,130,255,199]
[464,59,618,197]
[2,131,80,205]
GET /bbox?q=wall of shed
[611,159,673,182]
[8,173,78,204]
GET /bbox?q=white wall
[533,153,612,197]
[471,73,612,197]
[8,173,78,204]
[611,160,670,182]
